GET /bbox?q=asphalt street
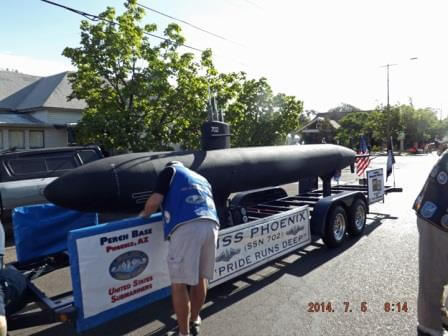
[9,153,439,336]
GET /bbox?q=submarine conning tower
[201,95,231,151]
[201,121,231,151]
[201,95,232,225]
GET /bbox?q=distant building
[298,113,342,144]
[298,110,372,144]
[0,70,85,150]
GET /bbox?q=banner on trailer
[367,168,385,204]
[68,206,311,331]
[68,215,171,332]
[210,206,311,287]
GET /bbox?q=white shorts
[167,219,219,286]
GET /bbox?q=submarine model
[44,143,355,216]
[44,99,356,220]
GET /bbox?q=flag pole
[391,136,396,188]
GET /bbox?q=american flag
[356,136,371,176]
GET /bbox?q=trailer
[8,167,401,333]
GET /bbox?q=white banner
[367,168,385,204]
[75,220,170,318]
[73,205,311,319]
[211,206,311,287]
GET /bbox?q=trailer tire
[347,199,367,237]
[1,265,28,315]
[323,206,347,248]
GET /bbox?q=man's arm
[140,166,174,218]
[140,193,164,218]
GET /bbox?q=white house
[0,70,85,150]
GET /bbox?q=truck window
[9,158,46,175]
[45,157,77,171]
[78,149,101,164]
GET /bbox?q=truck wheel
[323,206,347,248]
[347,199,367,237]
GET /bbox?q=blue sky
[1,0,448,115]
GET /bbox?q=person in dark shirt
[413,151,448,336]
[0,221,28,336]
[141,161,219,336]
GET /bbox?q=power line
[40,0,248,69]
[40,0,204,52]
[136,2,245,47]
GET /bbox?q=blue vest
[162,165,219,238]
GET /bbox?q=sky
[1,0,448,117]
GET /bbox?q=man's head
[166,160,184,167]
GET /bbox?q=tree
[64,1,304,152]
[63,0,215,153]
[363,104,440,149]
[437,117,448,141]
[335,111,370,148]
[327,103,360,114]
[399,105,439,147]
[220,74,303,147]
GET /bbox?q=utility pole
[381,63,397,145]
[381,58,418,149]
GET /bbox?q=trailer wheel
[2,265,28,315]
[323,206,347,248]
[347,199,367,236]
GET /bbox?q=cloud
[0,53,75,76]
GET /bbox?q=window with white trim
[30,130,44,149]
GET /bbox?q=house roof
[0,71,39,103]
[0,71,86,111]
[298,116,340,133]
[316,111,348,122]
[0,113,48,127]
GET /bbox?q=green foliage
[63,0,212,153]
[438,118,448,141]
[328,103,360,114]
[63,1,304,152]
[219,73,303,147]
[398,105,439,147]
[366,106,401,146]
[335,111,370,147]
[335,104,445,150]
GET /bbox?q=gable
[0,71,86,112]
[0,71,40,110]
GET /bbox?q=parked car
[0,145,106,223]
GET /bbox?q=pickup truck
[0,145,105,223]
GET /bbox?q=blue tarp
[13,203,98,263]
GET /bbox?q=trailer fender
[310,191,368,237]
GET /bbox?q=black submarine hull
[44,144,355,214]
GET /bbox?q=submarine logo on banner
[216,248,241,262]
[109,250,149,280]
